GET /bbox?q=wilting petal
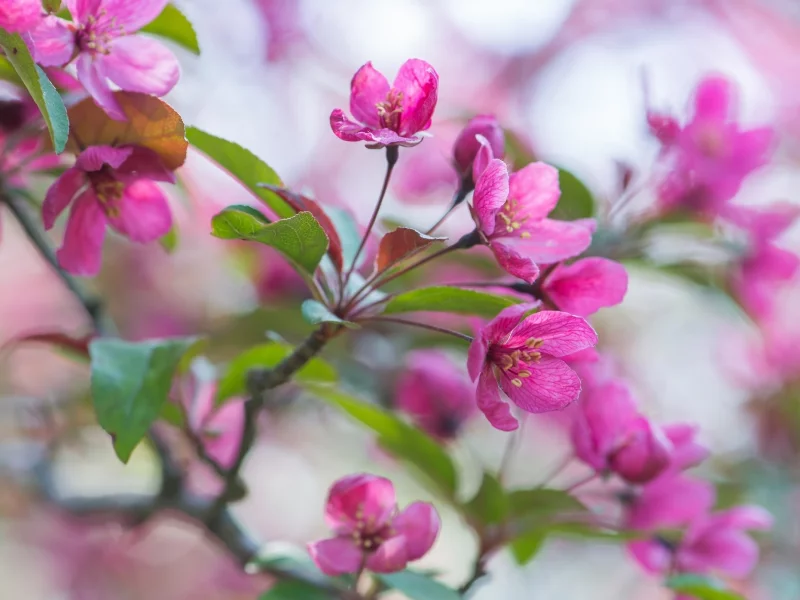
[365,535,408,573]
[544,258,628,316]
[76,54,125,120]
[507,218,593,264]
[307,537,362,576]
[76,145,133,171]
[477,366,518,431]
[511,311,598,357]
[490,241,540,283]
[102,35,180,96]
[100,0,169,32]
[107,180,172,242]
[42,167,86,229]
[393,59,438,136]
[473,159,509,236]
[28,17,75,66]
[56,190,107,276]
[349,61,389,129]
[693,75,734,122]
[392,502,440,560]
[500,355,582,413]
[325,474,396,534]
[507,162,560,221]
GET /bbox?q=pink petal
[504,218,593,264]
[508,162,560,221]
[648,111,680,145]
[307,537,363,576]
[28,17,75,66]
[627,540,672,575]
[76,54,125,121]
[724,201,800,241]
[99,0,168,32]
[626,474,715,531]
[329,109,421,147]
[0,0,43,33]
[693,75,734,122]
[712,506,773,531]
[473,158,509,236]
[102,35,179,96]
[678,530,759,578]
[392,502,440,561]
[609,418,672,484]
[115,146,176,183]
[544,258,628,316]
[65,0,101,23]
[490,241,540,283]
[325,474,396,534]
[76,145,133,172]
[393,58,439,137]
[500,355,582,413]
[511,311,598,357]
[481,302,538,345]
[106,180,172,242]
[477,366,518,431]
[365,535,408,573]
[471,133,495,181]
[42,167,86,230]
[466,332,489,381]
[202,399,245,470]
[454,116,504,176]
[663,423,710,470]
[349,61,389,129]
[56,190,107,276]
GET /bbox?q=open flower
[330,59,438,148]
[542,257,628,316]
[43,144,174,275]
[29,0,180,120]
[307,474,440,575]
[467,304,597,431]
[471,158,594,283]
[0,0,42,33]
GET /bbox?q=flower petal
[544,258,628,316]
[325,474,396,534]
[365,535,408,573]
[482,302,539,345]
[393,59,439,137]
[76,145,133,171]
[466,330,489,382]
[609,418,672,484]
[76,53,125,121]
[500,355,582,413]
[678,530,759,578]
[693,75,734,122]
[307,537,363,576]
[511,311,598,357]
[349,61,389,129]
[65,0,101,23]
[473,158,509,236]
[627,539,672,575]
[477,366,518,431]
[471,134,495,181]
[712,506,773,531]
[505,218,593,264]
[102,35,180,96]
[106,180,172,242]
[116,146,175,183]
[330,109,421,147]
[99,0,168,32]
[507,162,560,221]
[490,241,540,283]
[28,17,76,66]
[392,502,440,561]
[42,167,86,230]
[56,190,107,276]
[0,0,43,33]
[625,474,715,531]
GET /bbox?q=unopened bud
[452,115,505,177]
[610,418,672,484]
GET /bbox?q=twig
[360,316,473,342]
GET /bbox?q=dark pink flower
[29,0,180,120]
[396,350,476,441]
[625,473,715,534]
[307,474,440,575]
[542,257,628,316]
[452,115,505,177]
[330,59,439,148]
[0,0,42,33]
[471,158,594,283]
[42,144,174,276]
[467,304,598,431]
[651,75,773,216]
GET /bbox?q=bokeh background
[1,0,799,598]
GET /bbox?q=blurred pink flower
[467,304,597,431]
[625,473,715,533]
[29,0,180,120]
[42,145,174,275]
[330,59,439,148]
[0,0,42,33]
[255,0,304,62]
[453,115,505,178]
[308,474,440,575]
[542,257,628,316]
[396,349,476,441]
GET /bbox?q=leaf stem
[360,316,473,342]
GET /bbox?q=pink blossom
[0,0,42,33]
[453,115,505,177]
[471,158,594,283]
[396,350,476,441]
[28,0,180,120]
[307,474,440,575]
[541,257,628,316]
[651,75,773,217]
[467,304,598,431]
[330,59,439,148]
[42,144,174,276]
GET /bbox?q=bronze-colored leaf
[376,227,445,274]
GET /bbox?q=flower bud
[452,115,504,177]
[610,418,672,484]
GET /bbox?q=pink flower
[467,304,598,431]
[452,115,505,177]
[471,158,594,283]
[28,0,180,121]
[0,0,42,33]
[307,474,440,575]
[541,257,628,316]
[330,59,439,148]
[396,350,476,441]
[625,473,715,534]
[651,75,773,216]
[42,144,174,276]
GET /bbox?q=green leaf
[550,168,595,221]
[301,300,359,329]
[666,574,746,600]
[464,473,508,525]
[159,401,185,427]
[211,209,329,276]
[140,3,200,55]
[509,529,547,565]
[309,385,458,499]
[215,342,337,405]
[0,56,22,85]
[376,570,461,600]
[0,31,68,153]
[159,226,179,253]
[507,488,587,520]
[259,581,334,600]
[89,337,198,463]
[186,127,289,217]
[383,287,522,319]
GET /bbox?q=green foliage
[384,287,521,319]
[259,581,334,600]
[464,473,508,525]
[89,337,198,462]
[509,529,548,565]
[506,488,587,520]
[549,167,595,220]
[0,30,68,153]
[159,226,179,253]
[140,4,200,54]
[666,574,746,600]
[377,570,461,600]
[301,300,359,328]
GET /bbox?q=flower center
[694,126,727,159]
[490,338,543,387]
[75,10,124,55]
[497,198,531,238]
[376,90,403,132]
[351,507,393,553]
[88,167,125,217]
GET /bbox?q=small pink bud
[609,418,672,484]
[452,115,505,176]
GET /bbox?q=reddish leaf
[258,184,344,272]
[376,227,445,274]
[5,331,93,358]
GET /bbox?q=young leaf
[550,168,595,221]
[376,570,461,600]
[186,127,290,218]
[464,472,508,525]
[0,56,22,85]
[507,488,587,519]
[89,337,198,463]
[376,227,445,274]
[9,331,92,360]
[384,287,521,319]
[159,226,179,253]
[665,574,746,600]
[301,300,359,329]
[508,529,548,565]
[215,342,337,404]
[309,385,458,499]
[140,3,200,55]
[259,581,334,600]
[0,31,68,153]
[66,92,187,169]
[211,209,329,276]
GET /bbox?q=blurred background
[1,0,799,598]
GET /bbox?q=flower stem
[563,471,597,493]
[497,415,527,485]
[361,316,473,342]
[536,452,574,488]
[425,184,471,235]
